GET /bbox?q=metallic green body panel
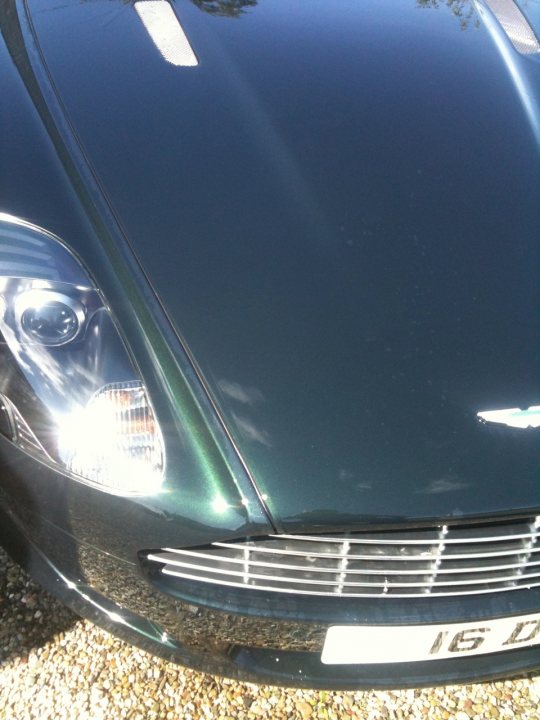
[2,482,540,689]
[2,0,540,689]
[0,0,273,549]
[22,0,540,528]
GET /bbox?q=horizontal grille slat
[151,555,540,588]
[211,542,540,562]
[272,531,540,545]
[149,549,540,576]
[155,568,540,598]
[145,515,540,598]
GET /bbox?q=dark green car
[0,0,539,688]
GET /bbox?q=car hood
[26,0,540,530]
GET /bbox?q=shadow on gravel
[0,547,79,665]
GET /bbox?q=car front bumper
[2,498,540,689]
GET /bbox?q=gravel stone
[1,547,539,719]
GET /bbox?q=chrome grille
[147,516,540,598]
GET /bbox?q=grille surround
[147,516,540,598]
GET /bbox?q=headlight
[0,213,164,495]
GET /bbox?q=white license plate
[321,613,540,664]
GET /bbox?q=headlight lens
[0,214,164,495]
[17,289,85,346]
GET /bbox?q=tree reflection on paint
[416,0,479,30]
[190,0,257,18]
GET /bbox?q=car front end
[1,0,540,688]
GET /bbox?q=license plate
[321,613,540,664]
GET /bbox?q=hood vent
[134,1,198,67]
[483,0,540,54]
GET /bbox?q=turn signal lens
[59,382,163,495]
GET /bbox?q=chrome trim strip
[270,531,540,545]
[151,550,540,576]
[483,0,540,54]
[159,566,540,597]
[211,542,540,561]
[134,0,198,66]
[152,556,540,588]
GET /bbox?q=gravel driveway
[1,547,539,720]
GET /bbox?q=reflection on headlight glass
[0,213,164,495]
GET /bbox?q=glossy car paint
[1,0,540,688]
[22,0,540,530]
[2,487,540,689]
[0,0,273,551]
